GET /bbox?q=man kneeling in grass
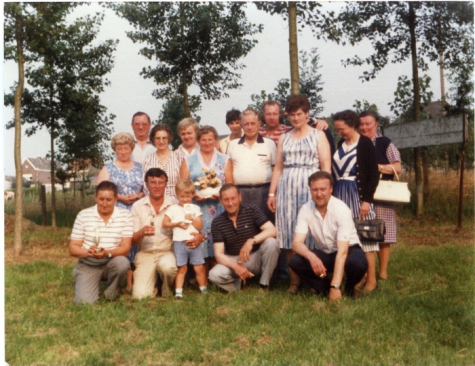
[209,184,280,292]
[69,181,133,304]
[289,171,368,302]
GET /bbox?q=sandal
[287,284,300,294]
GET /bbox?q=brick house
[22,157,57,186]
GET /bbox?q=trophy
[183,204,193,224]
[149,209,155,226]
[93,226,103,253]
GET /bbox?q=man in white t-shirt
[69,181,133,304]
[226,108,276,222]
[289,171,368,302]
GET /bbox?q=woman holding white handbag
[359,111,402,281]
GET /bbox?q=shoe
[175,294,183,300]
[287,284,300,294]
[259,284,269,291]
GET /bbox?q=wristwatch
[107,251,112,258]
[330,284,340,290]
[252,237,257,245]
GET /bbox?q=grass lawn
[4,219,475,365]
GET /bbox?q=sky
[2,1,448,177]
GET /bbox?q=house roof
[25,157,54,171]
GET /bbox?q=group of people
[69,95,401,304]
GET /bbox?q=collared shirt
[131,195,176,252]
[70,205,133,251]
[295,196,361,254]
[211,204,269,256]
[258,124,292,144]
[176,144,199,159]
[141,150,183,197]
[227,134,276,185]
[218,135,233,154]
[131,140,156,164]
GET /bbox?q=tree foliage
[389,75,434,122]
[254,2,339,95]
[156,94,201,149]
[4,3,117,226]
[110,2,262,117]
[249,48,325,120]
[337,2,474,81]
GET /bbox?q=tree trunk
[288,2,300,95]
[180,2,190,117]
[14,12,25,256]
[183,69,189,118]
[50,114,57,228]
[409,2,423,217]
[422,148,430,203]
[439,51,445,110]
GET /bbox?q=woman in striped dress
[359,111,402,280]
[268,95,331,293]
[142,124,183,198]
[332,110,380,294]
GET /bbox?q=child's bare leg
[175,265,188,298]
[194,264,207,287]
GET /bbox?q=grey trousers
[72,256,130,304]
[208,237,280,292]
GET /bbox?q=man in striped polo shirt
[69,181,133,304]
[209,184,280,292]
[258,100,291,144]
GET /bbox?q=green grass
[5,242,475,365]
[5,171,475,364]
[4,189,95,227]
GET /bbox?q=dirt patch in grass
[4,218,75,266]
[4,214,38,235]
[397,217,474,246]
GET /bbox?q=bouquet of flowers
[194,168,222,199]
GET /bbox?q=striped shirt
[142,150,183,197]
[70,205,133,251]
[258,124,292,144]
[211,204,269,256]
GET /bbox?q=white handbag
[373,165,411,203]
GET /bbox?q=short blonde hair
[177,117,199,135]
[175,179,195,195]
[111,132,135,151]
[197,125,219,141]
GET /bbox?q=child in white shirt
[163,179,206,298]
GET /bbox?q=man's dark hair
[261,100,284,124]
[96,181,118,196]
[219,183,240,198]
[359,110,380,123]
[332,109,360,129]
[145,168,168,183]
[308,171,334,188]
[226,108,241,125]
[132,111,151,124]
[285,95,310,114]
